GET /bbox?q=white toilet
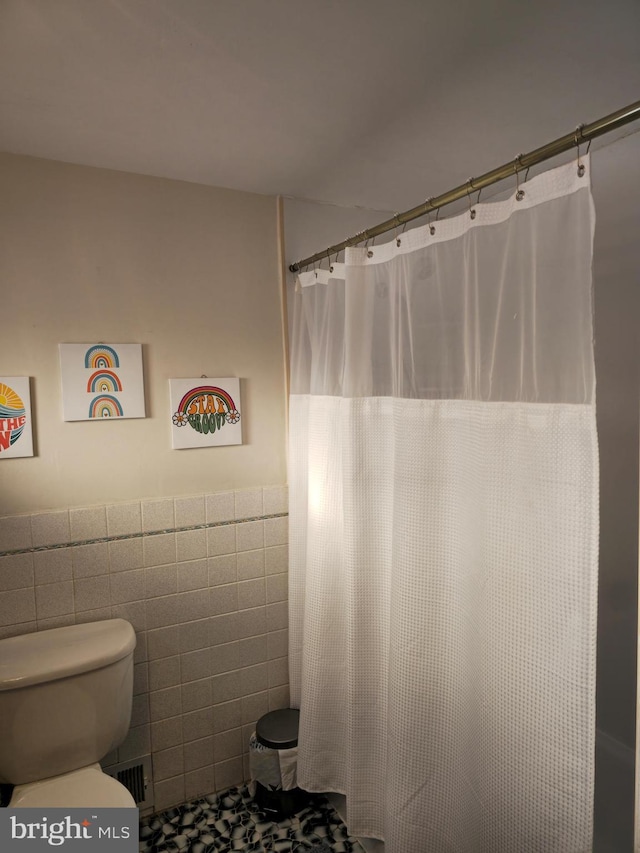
[0,618,137,807]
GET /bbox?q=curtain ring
[427,199,438,235]
[367,235,375,258]
[394,214,407,247]
[575,125,586,177]
[514,154,525,201]
[467,178,477,220]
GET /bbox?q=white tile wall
[72,542,109,578]
[141,499,175,534]
[0,553,34,590]
[31,511,70,548]
[174,496,205,529]
[0,514,32,552]
[236,521,264,553]
[34,548,72,584]
[262,485,288,516]
[205,492,235,525]
[106,502,142,538]
[0,485,289,813]
[237,549,265,581]
[234,488,263,521]
[69,506,107,543]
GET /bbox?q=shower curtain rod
[288,99,640,273]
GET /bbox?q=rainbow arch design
[177,386,238,416]
[0,382,26,449]
[84,345,120,369]
[88,394,124,418]
[87,369,123,393]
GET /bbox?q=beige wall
[0,153,287,515]
[0,154,290,813]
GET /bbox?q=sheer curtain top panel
[292,160,595,405]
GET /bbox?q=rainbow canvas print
[169,378,242,449]
[0,377,34,458]
[59,343,145,421]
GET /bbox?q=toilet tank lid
[0,619,136,691]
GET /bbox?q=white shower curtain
[288,158,598,853]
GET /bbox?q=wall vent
[105,755,154,810]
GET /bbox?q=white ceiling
[1,0,639,213]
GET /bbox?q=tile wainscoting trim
[0,486,290,812]
[0,515,288,559]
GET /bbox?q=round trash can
[250,708,308,819]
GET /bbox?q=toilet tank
[0,619,136,786]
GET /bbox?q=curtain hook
[467,178,477,220]
[427,199,438,235]
[514,154,525,201]
[574,125,587,177]
[394,214,407,247]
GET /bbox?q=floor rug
[139,784,365,852]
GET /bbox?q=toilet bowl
[0,619,137,808]
[10,764,136,807]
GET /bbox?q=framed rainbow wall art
[0,377,34,458]
[169,378,242,449]
[59,343,145,422]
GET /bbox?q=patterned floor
[139,785,365,853]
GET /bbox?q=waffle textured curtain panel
[288,158,598,853]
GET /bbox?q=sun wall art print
[59,343,145,422]
[0,377,34,458]
[169,378,242,449]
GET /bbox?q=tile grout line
[0,513,289,559]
